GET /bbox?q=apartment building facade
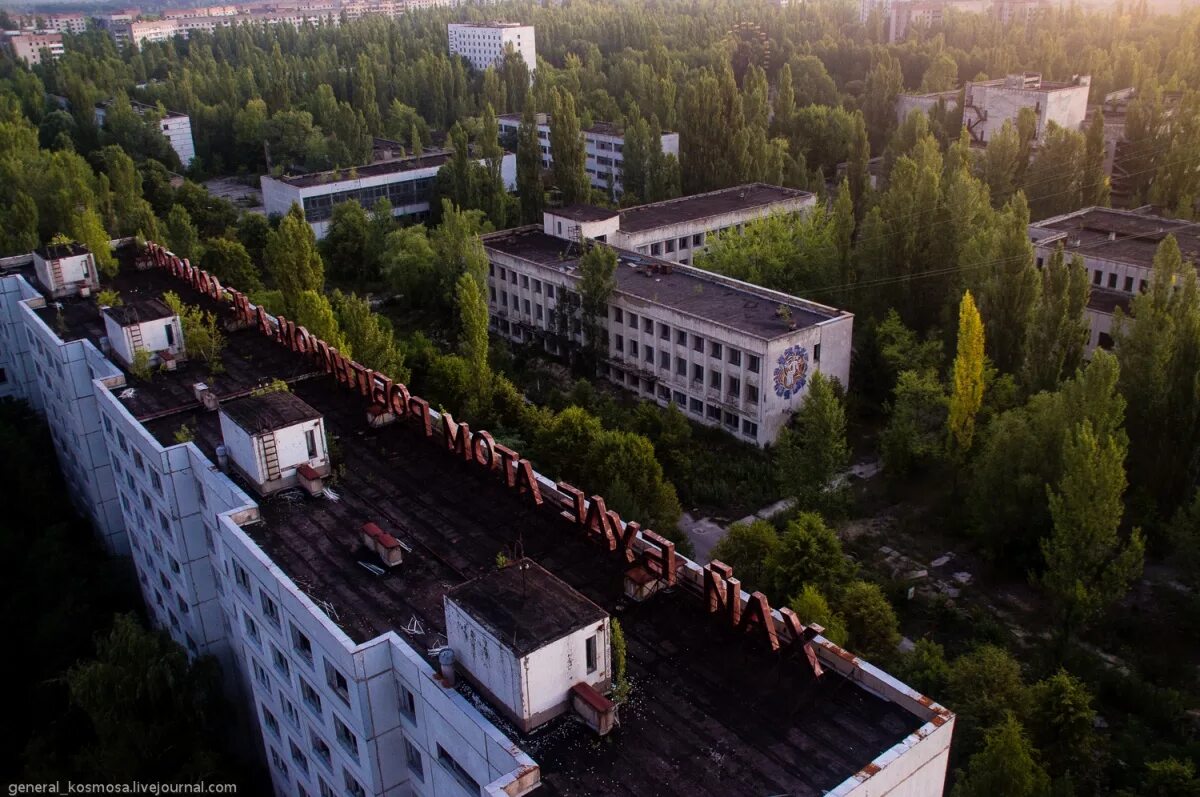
[447,22,536,74]
[497,113,680,196]
[484,208,851,446]
[260,151,517,238]
[5,32,65,65]
[0,238,956,797]
[963,72,1091,144]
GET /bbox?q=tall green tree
[980,119,1022,209]
[710,519,778,592]
[1027,669,1096,780]
[165,205,201,262]
[765,513,852,600]
[951,713,1051,797]
[1081,111,1111,208]
[1024,123,1087,220]
[1040,419,1144,643]
[549,88,588,204]
[516,100,544,223]
[840,581,901,662]
[948,290,986,457]
[455,271,491,417]
[862,53,904,150]
[333,291,408,381]
[200,238,262,292]
[775,372,849,513]
[974,193,1040,374]
[323,200,370,283]
[265,203,325,312]
[577,243,617,363]
[882,369,948,475]
[1114,234,1200,516]
[1021,246,1090,394]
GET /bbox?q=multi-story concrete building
[962,73,1091,144]
[0,236,955,796]
[1029,206,1200,352]
[260,150,517,238]
[33,12,89,34]
[536,183,816,267]
[497,114,679,196]
[484,202,849,446]
[5,32,65,65]
[95,99,196,167]
[993,0,1052,24]
[447,22,536,74]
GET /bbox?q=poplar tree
[265,203,325,312]
[577,243,617,363]
[332,291,408,381]
[975,193,1040,375]
[775,372,849,513]
[455,271,491,416]
[165,205,200,262]
[1021,246,1090,394]
[1040,420,1144,643]
[549,88,588,204]
[1081,112,1111,208]
[516,101,544,223]
[772,63,796,137]
[948,290,986,457]
[980,119,1021,209]
[951,714,1050,797]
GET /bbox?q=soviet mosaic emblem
[772,345,810,399]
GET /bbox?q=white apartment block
[5,32,65,65]
[497,113,680,196]
[34,12,89,34]
[447,22,536,75]
[963,73,1091,145]
[484,203,851,447]
[1029,206,1200,354]
[0,237,956,797]
[261,150,517,238]
[538,183,816,266]
[95,99,197,167]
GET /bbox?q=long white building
[447,22,535,74]
[0,238,955,797]
[5,32,64,65]
[260,150,517,238]
[484,193,845,447]
[1029,206,1200,353]
[497,114,679,197]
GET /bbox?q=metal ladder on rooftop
[261,433,282,481]
[49,259,64,289]
[128,322,145,355]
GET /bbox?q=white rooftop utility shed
[217,391,330,497]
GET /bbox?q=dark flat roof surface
[618,183,813,234]
[447,559,607,656]
[551,204,618,223]
[484,228,837,338]
[35,242,88,259]
[36,254,923,797]
[103,297,174,327]
[1036,208,1200,269]
[278,151,451,188]
[220,390,321,434]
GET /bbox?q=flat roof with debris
[1031,206,1200,270]
[29,245,936,797]
[617,183,814,234]
[220,391,322,434]
[103,297,175,327]
[484,227,843,339]
[447,560,607,656]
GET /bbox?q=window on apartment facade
[707,404,721,421]
[728,376,740,397]
[814,343,821,363]
[262,705,280,738]
[689,397,703,414]
[672,390,686,405]
[1108,273,1118,289]
[614,334,623,353]
[1124,276,1134,292]
[437,745,480,795]
[710,370,722,390]
[724,411,738,429]
[150,471,162,494]
[710,341,723,358]
[142,492,152,512]
[271,645,290,678]
[343,769,366,797]
[692,334,704,352]
[399,684,417,724]
[747,384,759,404]
[665,239,675,254]
[133,450,144,472]
[627,312,637,329]
[325,660,350,705]
[1093,270,1103,285]
[727,348,742,367]
[521,275,529,288]
[629,340,638,358]
[260,591,281,628]
[748,355,760,373]
[659,351,670,369]
[405,737,424,781]
[692,364,703,382]
[678,236,689,251]
[675,329,687,345]
[742,420,758,438]
[243,611,260,645]
[657,385,670,401]
[306,429,318,458]
[311,731,333,770]
[585,635,597,673]
[252,657,269,688]
[674,357,686,376]
[269,747,287,776]
[290,739,309,775]
[643,317,653,334]
[612,307,623,323]
[291,624,314,665]
[334,717,359,760]
[650,242,661,256]
[233,562,251,593]
[318,779,336,797]
[299,677,322,716]
[546,285,555,298]
[692,233,704,247]
[644,345,653,363]
[534,279,542,294]
[281,694,300,728]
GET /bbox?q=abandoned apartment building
[0,238,952,797]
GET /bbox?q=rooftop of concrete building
[270,149,454,188]
[1031,207,1200,269]
[35,241,89,259]
[496,113,674,137]
[970,72,1089,91]
[103,297,175,326]
[450,20,529,28]
[447,559,607,656]
[551,203,619,223]
[616,183,814,233]
[21,244,926,796]
[484,227,841,339]
[221,390,322,434]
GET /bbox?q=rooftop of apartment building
[1031,206,1200,269]
[271,149,454,188]
[24,245,924,797]
[95,97,189,120]
[450,21,529,28]
[969,72,1089,92]
[484,227,841,338]
[616,183,813,233]
[496,113,674,138]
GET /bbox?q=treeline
[0,401,258,787]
